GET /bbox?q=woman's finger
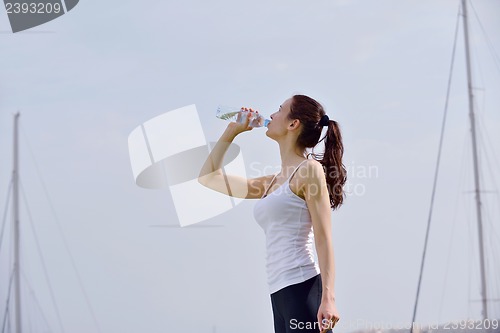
[245,111,251,124]
[317,314,323,332]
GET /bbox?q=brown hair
[288,94,346,210]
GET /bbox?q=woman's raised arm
[198,111,274,199]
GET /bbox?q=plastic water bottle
[216,106,270,128]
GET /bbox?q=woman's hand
[317,299,340,332]
[225,107,256,137]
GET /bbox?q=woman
[198,95,345,333]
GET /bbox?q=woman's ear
[289,119,301,130]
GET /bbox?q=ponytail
[320,120,346,210]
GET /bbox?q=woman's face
[266,98,295,140]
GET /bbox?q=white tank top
[253,159,320,294]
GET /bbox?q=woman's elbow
[198,174,208,186]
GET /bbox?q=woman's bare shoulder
[299,159,326,183]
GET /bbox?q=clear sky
[1,1,500,332]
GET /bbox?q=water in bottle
[216,106,270,128]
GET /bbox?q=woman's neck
[277,138,306,175]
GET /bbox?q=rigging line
[466,158,483,320]
[410,3,461,331]
[466,160,474,321]
[1,269,15,333]
[466,8,488,111]
[482,190,500,286]
[463,130,476,322]
[19,124,102,333]
[3,311,9,333]
[474,102,500,297]
[468,0,500,76]
[484,217,500,312]
[19,179,66,333]
[438,130,469,322]
[488,228,500,308]
[475,129,500,244]
[20,269,52,332]
[474,175,500,317]
[0,179,13,257]
[475,101,500,198]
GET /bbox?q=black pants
[270,274,333,333]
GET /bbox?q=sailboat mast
[13,112,22,333]
[461,0,488,319]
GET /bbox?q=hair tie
[318,114,330,127]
